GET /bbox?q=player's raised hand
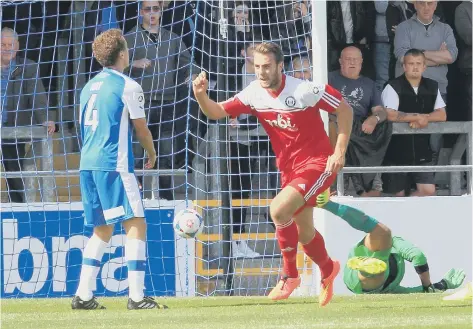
[325,151,346,174]
[192,71,209,96]
[145,151,157,169]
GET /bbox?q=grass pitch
[2,294,471,329]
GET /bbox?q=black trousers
[1,143,25,202]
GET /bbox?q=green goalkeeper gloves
[423,269,466,293]
[441,268,466,290]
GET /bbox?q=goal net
[0,0,319,298]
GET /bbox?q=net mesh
[0,0,316,298]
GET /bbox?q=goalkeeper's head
[253,42,285,91]
[92,29,129,71]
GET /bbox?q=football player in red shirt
[192,42,353,306]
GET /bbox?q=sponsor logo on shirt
[264,114,297,131]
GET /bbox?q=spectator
[394,0,457,165]
[394,0,457,105]
[270,0,310,62]
[454,1,472,122]
[382,48,447,197]
[373,1,393,92]
[289,55,311,80]
[326,1,375,79]
[1,27,55,203]
[385,1,416,81]
[125,1,197,200]
[228,39,267,258]
[328,46,390,197]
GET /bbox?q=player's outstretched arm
[192,72,228,120]
[326,99,353,173]
[132,118,157,169]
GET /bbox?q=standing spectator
[373,1,392,92]
[385,1,415,81]
[1,28,55,202]
[454,1,472,122]
[326,1,375,79]
[382,49,447,197]
[329,46,390,197]
[228,39,266,258]
[125,1,197,200]
[289,55,312,80]
[394,0,457,165]
[394,0,457,105]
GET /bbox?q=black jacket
[2,56,49,128]
[326,1,375,72]
[384,74,439,165]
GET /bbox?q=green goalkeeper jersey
[344,236,429,294]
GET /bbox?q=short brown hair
[253,42,284,64]
[92,29,127,67]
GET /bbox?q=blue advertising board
[1,205,176,298]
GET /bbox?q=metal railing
[0,126,187,202]
[336,121,472,196]
[228,121,472,196]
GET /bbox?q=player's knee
[123,217,147,240]
[417,184,436,196]
[93,224,114,242]
[370,223,391,244]
[269,203,291,226]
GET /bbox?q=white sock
[76,235,108,301]
[126,239,146,302]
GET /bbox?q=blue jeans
[374,42,391,92]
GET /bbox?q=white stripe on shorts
[304,171,332,201]
[103,206,126,220]
[120,172,145,218]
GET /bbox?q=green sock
[322,201,379,233]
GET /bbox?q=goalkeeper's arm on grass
[392,236,465,293]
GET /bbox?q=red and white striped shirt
[222,75,342,172]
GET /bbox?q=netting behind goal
[0,0,317,298]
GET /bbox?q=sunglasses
[142,6,161,13]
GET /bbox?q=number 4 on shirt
[83,94,99,131]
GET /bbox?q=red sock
[276,220,299,278]
[302,230,334,279]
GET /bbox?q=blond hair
[92,29,127,67]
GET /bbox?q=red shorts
[281,160,336,213]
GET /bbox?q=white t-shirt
[381,84,446,111]
[341,1,354,44]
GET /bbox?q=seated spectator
[382,48,447,197]
[1,28,55,203]
[328,46,390,197]
[125,1,197,200]
[326,1,375,79]
[454,1,472,122]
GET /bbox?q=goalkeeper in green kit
[316,191,466,294]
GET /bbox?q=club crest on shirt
[285,96,296,107]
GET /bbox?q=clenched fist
[192,71,209,96]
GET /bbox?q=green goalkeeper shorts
[343,237,392,294]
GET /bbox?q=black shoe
[71,296,106,310]
[127,296,168,310]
